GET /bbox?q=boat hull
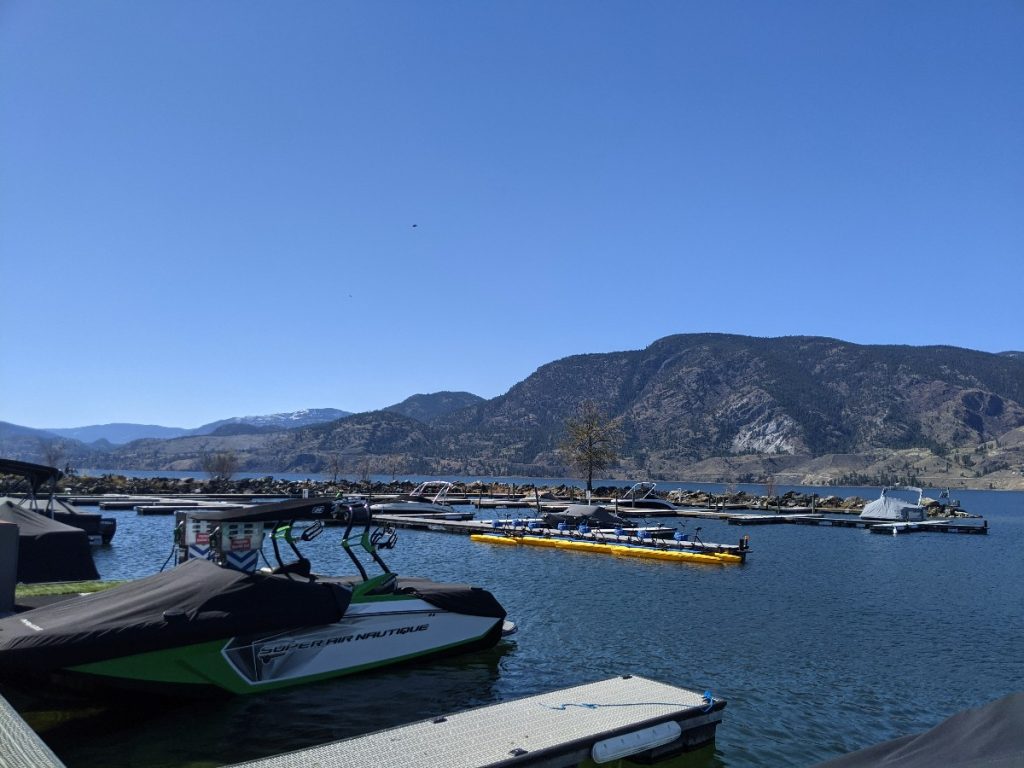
[60,599,504,695]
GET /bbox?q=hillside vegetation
[4,335,1023,489]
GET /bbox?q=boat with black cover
[542,503,645,532]
[0,458,116,545]
[0,497,510,696]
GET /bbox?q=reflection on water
[13,644,513,768]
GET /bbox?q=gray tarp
[860,489,926,521]
[816,692,1024,768]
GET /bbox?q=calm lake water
[6,484,1023,768]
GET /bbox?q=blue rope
[702,690,715,712]
[541,700,706,711]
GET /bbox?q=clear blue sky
[2,1,1021,429]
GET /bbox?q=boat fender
[637,529,650,540]
[591,721,683,764]
[557,522,567,531]
[578,524,590,534]
[528,521,540,530]
[673,531,688,542]
[614,527,625,537]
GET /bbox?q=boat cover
[543,504,633,528]
[0,498,99,583]
[392,577,507,619]
[815,691,1024,767]
[0,558,352,673]
[860,490,926,521]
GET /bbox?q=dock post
[0,521,17,616]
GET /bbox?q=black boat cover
[394,577,507,619]
[0,499,99,583]
[815,691,1024,768]
[0,558,352,673]
[543,504,633,528]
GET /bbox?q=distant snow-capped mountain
[196,408,351,434]
[44,408,352,445]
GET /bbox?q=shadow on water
[8,642,514,768]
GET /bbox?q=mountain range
[36,409,353,444]
[3,334,1023,489]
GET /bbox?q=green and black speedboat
[0,498,510,696]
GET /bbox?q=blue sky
[2,1,1021,429]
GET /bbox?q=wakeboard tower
[0,498,510,696]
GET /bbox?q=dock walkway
[226,675,724,768]
[1,690,64,768]
[718,512,987,534]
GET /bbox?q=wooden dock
[718,512,988,535]
[226,675,725,768]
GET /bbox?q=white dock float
[226,675,724,768]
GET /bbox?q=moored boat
[0,497,511,696]
[369,481,465,517]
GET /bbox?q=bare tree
[201,450,239,483]
[357,458,372,487]
[42,439,66,469]
[559,400,622,500]
[326,453,343,484]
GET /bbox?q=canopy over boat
[0,458,62,493]
[186,497,363,524]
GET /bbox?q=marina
[1,676,725,768]
[0,482,1017,768]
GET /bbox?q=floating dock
[1,690,64,768]
[1,676,724,768]
[374,514,679,540]
[721,513,987,535]
[472,532,747,564]
[226,675,724,768]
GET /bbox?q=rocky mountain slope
[5,335,1023,488]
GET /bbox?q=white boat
[370,481,463,517]
[860,486,927,522]
[609,482,678,513]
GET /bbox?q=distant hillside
[385,392,484,423]
[5,336,1024,489]
[47,423,190,444]
[31,408,352,446]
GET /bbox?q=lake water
[7,485,1023,767]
